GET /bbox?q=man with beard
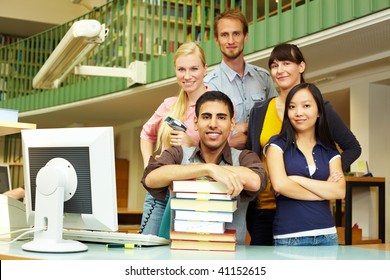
[204,9,278,149]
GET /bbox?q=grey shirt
[141,143,267,244]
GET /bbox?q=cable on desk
[0,226,47,245]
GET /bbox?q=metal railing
[0,0,388,112]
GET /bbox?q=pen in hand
[106,243,135,249]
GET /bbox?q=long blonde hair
[154,42,206,153]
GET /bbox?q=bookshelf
[131,1,181,58]
[0,34,26,100]
[101,0,220,63]
[1,122,36,189]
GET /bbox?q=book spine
[172,180,228,194]
[170,198,237,212]
[174,220,225,234]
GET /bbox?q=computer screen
[21,127,118,253]
[0,164,11,194]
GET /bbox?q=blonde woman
[139,42,208,235]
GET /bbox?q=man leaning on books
[141,91,267,249]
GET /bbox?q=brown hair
[268,43,306,83]
[214,9,248,38]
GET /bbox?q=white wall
[114,119,147,210]
[320,63,390,242]
[368,83,390,240]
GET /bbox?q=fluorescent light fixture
[33,19,147,89]
[74,61,147,87]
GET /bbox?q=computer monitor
[0,164,12,194]
[21,127,118,253]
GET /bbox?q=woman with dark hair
[246,43,361,245]
[264,83,345,246]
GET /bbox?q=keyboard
[63,229,170,247]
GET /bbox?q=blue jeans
[139,191,169,235]
[274,233,339,246]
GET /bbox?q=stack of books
[170,179,237,251]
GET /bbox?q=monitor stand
[22,158,87,253]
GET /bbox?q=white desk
[1,241,389,260]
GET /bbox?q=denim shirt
[204,60,278,123]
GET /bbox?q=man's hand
[233,122,248,134]
[228,122,248,150]
[207,164,244,198]
[228,132,247,149]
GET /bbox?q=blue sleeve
[204,68,220,91]
[263,134,284,157]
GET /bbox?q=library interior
[0,0,390,260]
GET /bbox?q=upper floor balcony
[0,0,389,128]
